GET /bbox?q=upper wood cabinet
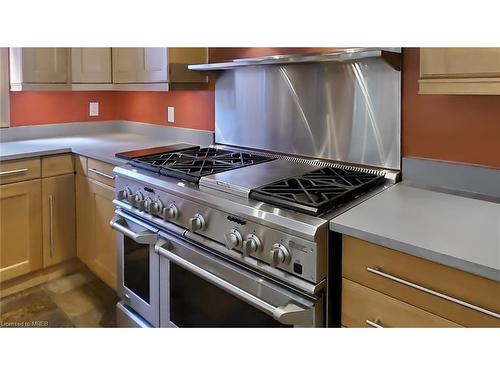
[112,47,208,90]
[71,48,112,84]
[419,48,500,95]
[9,47,208,91]
[10,48,70,91]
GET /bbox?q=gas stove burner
[129,146,276,183]
[250,166,385,216]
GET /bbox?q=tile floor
[0,269,119,328]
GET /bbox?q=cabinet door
[71,48,112,83]
[42,174,76,267]
[76,176,117,290]
[21,48,69,83]
[0,179,42,281]
[112,48,167,83]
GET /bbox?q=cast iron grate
[129,147,275,183]
[249,166,385,216]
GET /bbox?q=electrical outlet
[89,102,99,117]
[167,106,175,123]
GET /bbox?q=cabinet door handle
[367,266,500,320]
[366,319,383,328]
[49,195,54,258]
[0,168,29,176]
[89,168,115,180]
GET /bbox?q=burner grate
[250,166,385,216]
[129,147,275,183]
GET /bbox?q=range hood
[189,48,401,71]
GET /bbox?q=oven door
[110,210,160,327]
[157,232,323,328]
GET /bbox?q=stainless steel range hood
[188,48,401,71]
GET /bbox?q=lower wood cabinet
[342,235,500,327]
[342,278,461,328]
[76,174,117,290]
[0,179,43,281]
[42,174,76,267]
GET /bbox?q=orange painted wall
[116,91,214,131]
[402,48,500,168]
[9,90,214,130]
[10,91,119,126]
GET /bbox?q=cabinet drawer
[342,235,500,327]
[42,154,74,177]
[0,158,41,184]
[87,158,116,187]
[342,278,461,328]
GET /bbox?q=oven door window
[123,236,150,304]
[169,263,289,328]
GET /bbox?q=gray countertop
[0,124,212,165]
[330,183,500,282]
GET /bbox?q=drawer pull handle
[89,168,115,180]
[367,266,500,320]
[0,168,29,176]
[366,319,383,328]
[49,195,54,258]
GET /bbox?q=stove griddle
[115,144,199,160]
[249,167,385,216]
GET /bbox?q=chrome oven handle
[156,242,314,326]
[367,266,500,320]
[110,215,158,244]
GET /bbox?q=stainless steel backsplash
[215,57,401,170]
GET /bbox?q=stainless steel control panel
[115,175,327,283]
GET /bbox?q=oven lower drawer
[157,233,324,328]
[116,302,152,328]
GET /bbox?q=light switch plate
[89,102,99,117]
[167,106,175,123]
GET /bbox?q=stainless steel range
[111,48,401,328]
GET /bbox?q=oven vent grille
[246,151,387,177]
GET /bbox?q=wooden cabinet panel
[0,179,42,281]
[76,175,117,290]
[71,48,112,83]
[41,154,74,177]
[20,48,69,83]
[87,158,115,187]
[42,174,76,267]
[342,278,461,328]
[74,155,87,176]
[168,48,208,83]
[112,48,167,83]
[419,48,500,94]
[0,157,41,185]
[342,235,500,327]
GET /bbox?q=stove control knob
[242,234,262,256]
[152,199,164,216]
[224,229,243,250]
[144,197,154,213]
[189,213,206,232]
[270,243,291,267]
[164,203,179,220]
[118,187,133,201]
[133,192,144,209]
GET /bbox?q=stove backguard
[214,55,401,170]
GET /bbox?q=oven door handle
[156,243,314,327]
[110,215,158,244]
